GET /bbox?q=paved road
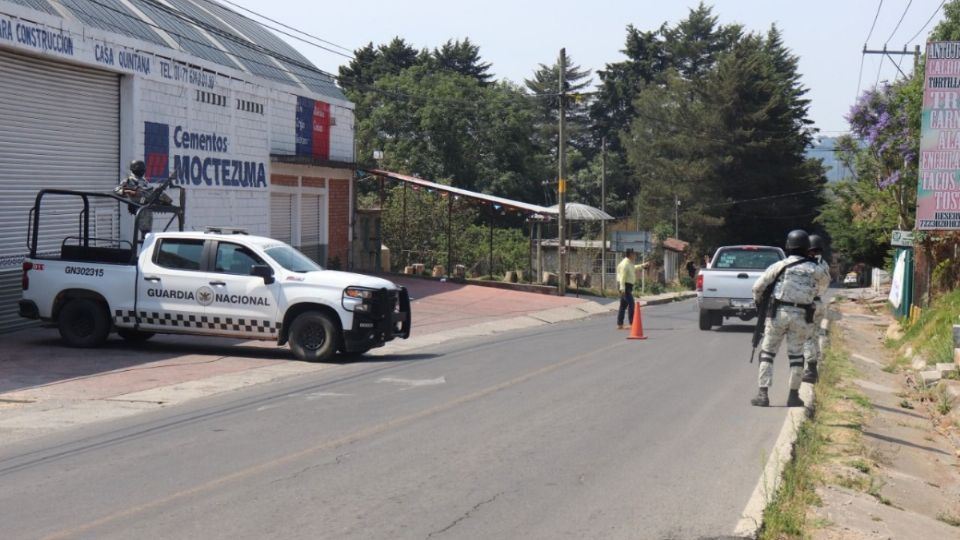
[0,299,796,540]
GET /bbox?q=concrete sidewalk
[0,280,694,444]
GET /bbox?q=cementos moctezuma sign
[919,41,960,229]
[145,122,267,189]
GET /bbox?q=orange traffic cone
[627,300,647,340]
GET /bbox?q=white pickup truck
[696,245,784,330]
[19,185,410,362]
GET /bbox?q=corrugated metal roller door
[300,194,324,264]
[0,49,120,332]
[270,193,293,244]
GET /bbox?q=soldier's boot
[786,389,805,408]
[802,363,819,384]
[750,387,769,407]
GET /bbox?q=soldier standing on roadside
[802,234,831,384]
[750,230,830,407]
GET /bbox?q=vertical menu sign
[919,41,960,229]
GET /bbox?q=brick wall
[327,178,350,268]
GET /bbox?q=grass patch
[893,289,960,365]
[759,419,825,539]
[759,334,890,539]
[938,512,960,527]
[759,344,853,540]
[933,383,954,416]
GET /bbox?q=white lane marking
[256,404,280,412]
[305,392,351,400]
[377,376,447,388]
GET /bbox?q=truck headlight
[344,287,375,300]
[343,287,376,311]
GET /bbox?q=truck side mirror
[250,264,275,285]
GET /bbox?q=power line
[196,0,354,60]
[905,0,946,45]
[210,0,354,53]
[866,0,885,43]
[884,0,913,45]
[702,189,821,209]
[857,0,886,98]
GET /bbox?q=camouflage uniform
[752,255,830,392]
[802,258,831,369]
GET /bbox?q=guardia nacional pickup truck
[18,183,410,362]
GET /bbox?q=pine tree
[432,38,493,85]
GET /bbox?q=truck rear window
[156,239,204,271]
[713,249,781,270]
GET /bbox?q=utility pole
[674,195,680,238]
[557,48,567,296]
[600,136,607,295]
[861,44,922,77]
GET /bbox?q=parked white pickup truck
[696,245,784,330]
[19,184,410,362]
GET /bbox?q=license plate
[731,299,754,308]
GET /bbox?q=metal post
[558,48,567,295]
[489,208,494,278]
[674,195,679,238]
[601,137,607,295]
[528,218,534,283]
[402,182,407,268]
[537,222,543,284]
[447,195,453,278]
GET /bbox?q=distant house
[662,238,690,283]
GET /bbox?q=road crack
[426,492,503,538]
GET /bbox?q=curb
[733,313,830,538]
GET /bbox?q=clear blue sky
[234,0,947,134]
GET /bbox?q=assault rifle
[749,257,815,363]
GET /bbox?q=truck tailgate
[702,270,762,303]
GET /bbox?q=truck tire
[712,311,723,328]
[698,310,713,331]
[117,328,155,342]
[58,298,111,348]
[289,311,338,362]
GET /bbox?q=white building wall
[0,0,353,242]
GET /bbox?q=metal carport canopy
[365,169,557,217]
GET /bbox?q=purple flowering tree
[840,77,920,229]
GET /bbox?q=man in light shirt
[616,249,641,329]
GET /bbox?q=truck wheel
[117,328,155,342]
[698,310,713,331]
[289,311,338,362]
[58,298,110,348]
[712,312,723,328]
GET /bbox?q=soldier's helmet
[785,229,810,252]
[129,160,146,178]
[809,234,825,252]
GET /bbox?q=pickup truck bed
[696,245,784,330]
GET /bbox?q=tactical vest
[773,256,819,305]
